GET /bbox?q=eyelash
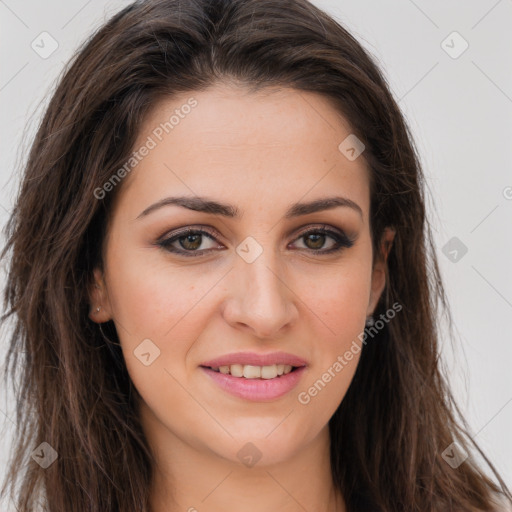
[155,225,355,258]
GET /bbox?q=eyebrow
[136,195,363,220]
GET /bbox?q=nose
[221,250,299,339]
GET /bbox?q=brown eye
[157,227,222,257]
[179,233,203,251]
[156,225,355,258]
[291,227,355,254]
[303,232,328,250]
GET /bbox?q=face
[89,83,393,467]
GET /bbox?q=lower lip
[200,366,307,401]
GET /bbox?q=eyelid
[289,223,345,239]
[289,224,356,251]
[155,223,356,256]
[156,224,218,242]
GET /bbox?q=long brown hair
[1,0,511,510]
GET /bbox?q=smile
[208,363,295,379]
[199,351,308,401]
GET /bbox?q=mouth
[199,357,307,401]
[199,352,308,400]
[201,363,300,379]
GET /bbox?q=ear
[87,267,113,323]
[366,227,396,317]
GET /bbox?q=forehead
[115,83,371,221]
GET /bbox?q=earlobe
[88,267,112,323]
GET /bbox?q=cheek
[297,261,371,408]
[296,284,366,426]
[319,282,367,330]
[104,245,233,400]
[105,244,221,340]
[303,258,372,340]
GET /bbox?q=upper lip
[200,351,308,368]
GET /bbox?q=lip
[200,351,308,368]
[201,365,307,401]
[199,351,308,402]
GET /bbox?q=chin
[208,422,317,469]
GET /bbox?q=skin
[89,82,395,512]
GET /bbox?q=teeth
[230,364,244,377]
[210,363,296,378]
[261,365,277,379]
[243,365,261,379]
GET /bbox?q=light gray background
[1,0,511,505]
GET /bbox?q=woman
[1,0,511,510]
